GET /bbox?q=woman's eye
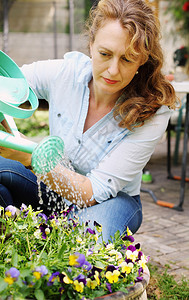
[122,56,130,62]
[100,52,109,57]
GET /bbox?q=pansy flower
[5,205,16,218]
[120,261,133,274]
[74,274,87,286]
[47,271,60,286]
[38,213,48,223]
[86,271,100,289]
[73,280,84,293]
[94,221,102,233]
[62,272,73,284]
[106,282,112,293]
[20,203,29,218]
[33,265,48,280]
[39,224,52,239]
[126,245,138,262]
[105,269,120,283]
[4,267,20,285]
[69,252,86,268]
[86,228,95,235]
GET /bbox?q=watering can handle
[0,87,38,119]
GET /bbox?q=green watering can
[0,50,64,174]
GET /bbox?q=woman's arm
[41,164,97,207]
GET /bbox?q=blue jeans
[0,156,142,242]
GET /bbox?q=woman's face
[90,20,142,99]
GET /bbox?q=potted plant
[0,204,149,300]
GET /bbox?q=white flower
[34,229,41,239]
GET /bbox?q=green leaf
[0,278,7,292]
[58,243,67,259]
[12,249,18,266]
[94,260,105,269]
[34,289,45,300]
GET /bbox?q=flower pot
[95,266,150,300]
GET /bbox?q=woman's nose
[108,59,119,76]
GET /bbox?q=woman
[0,0,177,242]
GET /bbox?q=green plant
[165,0,189,43]
[0,204,149,300]
[147,263,189,300]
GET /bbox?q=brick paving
[135,135,189,281]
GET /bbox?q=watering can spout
[0,50,65,174]
[0,131,38,154]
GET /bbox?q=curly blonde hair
[86,0,178,130]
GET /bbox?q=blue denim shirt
[22,51,171,203]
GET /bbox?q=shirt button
[108,179,112,183]
[78,139,81,144]
[57,113,61,117]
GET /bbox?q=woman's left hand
[0,146,32,167]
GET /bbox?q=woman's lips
[103,77,119,84]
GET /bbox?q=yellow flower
[94,271,100,285]
[126,227,132,236]
[69,254,78,266]
[86,278,98,289]
[139,254,148,269]
[4,277,14,285]
[94,234,98,242]
[33,271,41,280]
[105,270,120,283]
[45,228,50,235]
[73,280,84,293]
[5,211,12,217]
[62,273,73,284]
[76,237,82,243]
[126,249,138,262]
[120,262,133,274]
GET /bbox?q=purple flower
[138,251,143,260]
[39,224,52,239]
[125,258,133,264]
[135,276,143,282]
[87,247,94,256]
[86,228,96,234]
[127,245,136,252]
[106,265,117,273]
[20,204,29,218]
[61,205,74,217]
[5,267,20,279]
[138,267,143,276]
[135,243,141,250]
[122,234,135,242]
[38,213,48,223]
[5,205,16,217]
[69,252,86,268]
[88,266,103,280]
[106,282,112,293]
[4,267,20,284]
[47,271,60,286]
[33,265,48,279]
[83,260,92,271]
[74,274,87,286]
[68,218,78,227]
